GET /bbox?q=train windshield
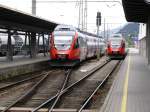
[109,38,122,48]
[54,36,73,50]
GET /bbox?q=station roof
[0,5,58,33]
[122,0,150,23]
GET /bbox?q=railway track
[1,72,49,112]
[0,71,52,108]
[0,71,49,92]
[0,58,122,112]
[50,60,120,112]
[77,60,121,112]
[29,59,111,112]
[0,69,69,112]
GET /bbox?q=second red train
[106,34,126,59]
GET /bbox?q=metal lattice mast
[78,0,81,29]
[84,0,87,32]
[78,0,87,31]
[32,0,36,15]
[81,0,84,30]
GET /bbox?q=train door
[82,36,87,60]
[78,36,86,61]
[83,37,88,59]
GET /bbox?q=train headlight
[75,51,80,57]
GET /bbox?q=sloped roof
[122,0,150,23]
[0,5,58,33]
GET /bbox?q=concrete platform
[0,54,50,80]
[100,49,150,112]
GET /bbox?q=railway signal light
[96,12,101,26]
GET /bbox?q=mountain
[99,27,120,38]
[99,23,139,40]
[117,23,139,38]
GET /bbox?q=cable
[36,0,122,5]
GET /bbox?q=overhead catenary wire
[36,0,121,5]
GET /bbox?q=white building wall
[138,23,147,57]
[138,23,146,40]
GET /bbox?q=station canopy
[0,5,58,33]
[122,0,150,23]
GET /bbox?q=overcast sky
[0,0,127,33]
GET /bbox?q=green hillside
[118,23,139,38]
[118,23,139,47]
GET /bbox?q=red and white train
[106,34,126,59]
[49,24,105,66]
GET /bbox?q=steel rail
[49,69,72,112]
[2,71,50,112]
[77,60,121,112]
[32,59,110,112]
[0,71,51,92]
[32,69,72,112]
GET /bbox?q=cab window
[74,38,79,49]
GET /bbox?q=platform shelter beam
[30,32,37,58]
[7,30,13,61]
[42,33,46,56]
[146,17,150,65]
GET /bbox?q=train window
[110,38,122,45]
[122,43,125,48]
[58,28,70,31]
[112,34,122,38]
[107,44,110,48]
[83,38,87,46]
[78,36,87,47]
[79,37,83,44]
[113,35,121,38]
[54,36,73,45]
[74,38,79,49]
[54,35,73,50]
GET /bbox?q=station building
[122,0,150,67]
[138,23,146,57]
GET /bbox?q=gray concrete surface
[100,53,150,112]
[0,54,50,80]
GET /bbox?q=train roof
[54,24,76,31]
[108,37,125,42]
[111,34,122,38]
[54,24,101,38]
[78,30,100,38]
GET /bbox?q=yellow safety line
[121,55,131,112]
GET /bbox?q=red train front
[106,34,126,59]
[50,25,83,66]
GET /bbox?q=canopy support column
[7,30,13,61]
[30,32,37,58]
[146,17,150,65]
